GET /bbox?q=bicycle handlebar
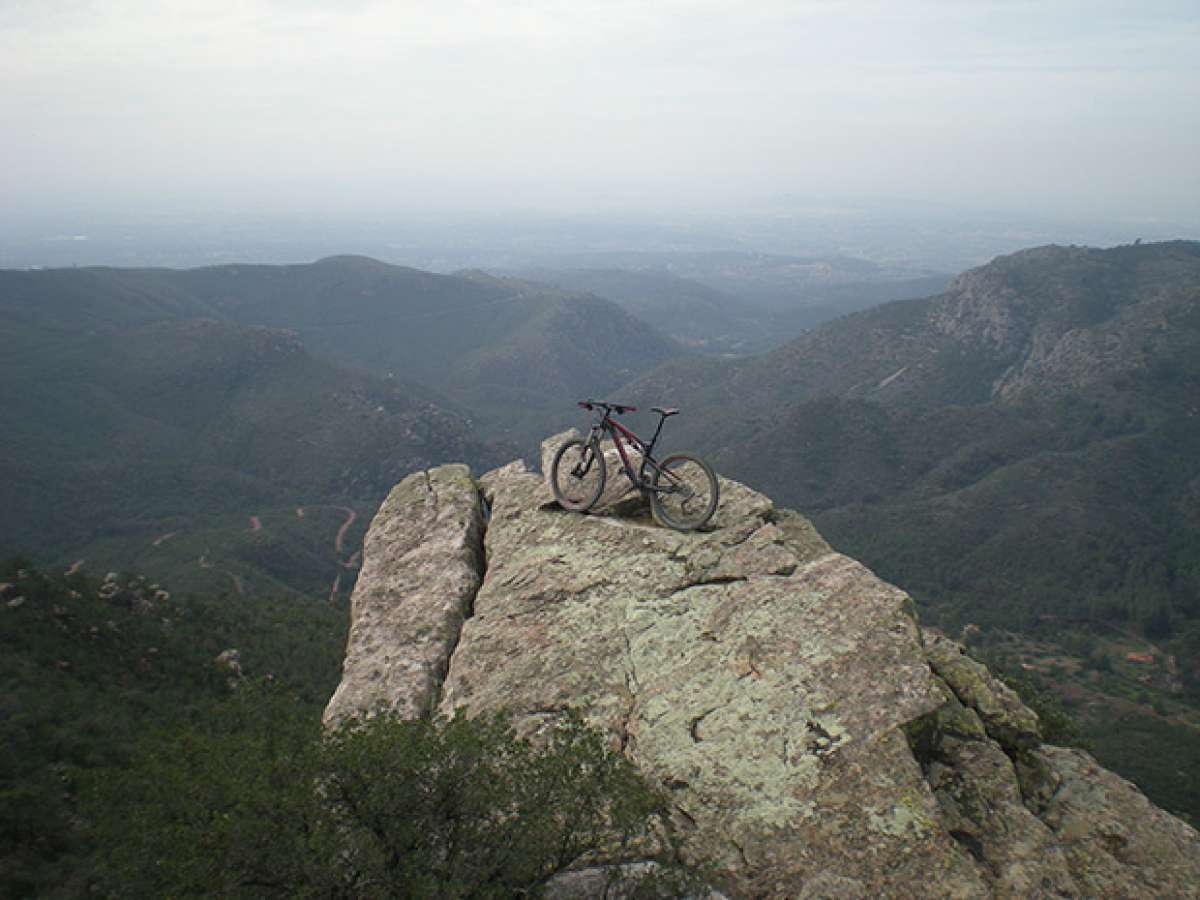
[578,399,637,415]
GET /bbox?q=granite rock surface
[325,451,1200,898]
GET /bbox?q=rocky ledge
[324,434,1200,899]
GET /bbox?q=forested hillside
[512,257,949,353]
[0,256,680,591]
[0,300,507,596]
[0,559,345,895]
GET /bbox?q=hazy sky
[3,0,1198,221]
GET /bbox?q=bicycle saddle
[651,406,679,417]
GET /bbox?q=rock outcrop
[929,242,1200,402]
[324,464,484,723]
[325,442,1200,898]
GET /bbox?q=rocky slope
[324,440,1200,898]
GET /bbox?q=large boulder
[326,450,1200,898]
[912,633,1200,898]
[323,464,484,724]
[441,462,989,897]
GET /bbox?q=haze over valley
[3,1,1200,894]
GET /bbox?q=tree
[84,684,687,898]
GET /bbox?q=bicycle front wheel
[650,453,719,531]
[550,437,606,512]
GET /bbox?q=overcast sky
[3,0,1198,222]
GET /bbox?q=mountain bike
[550,400,719,531]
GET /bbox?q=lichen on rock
[323,464,484,725]
[325,445,1200,898]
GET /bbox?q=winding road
[296,505,360,600]
[135,505,361,601]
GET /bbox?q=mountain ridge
[1,255,685,442]
[606,241,1200,825]
[0,255,683,590]
[626,241,1200,417]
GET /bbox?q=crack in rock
[323,464,486,726]
[688,707,719,743]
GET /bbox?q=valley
[7,251,892,597]
[2,240,1199,826]
[506,252,950,353]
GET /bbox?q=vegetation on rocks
[87,698,685,899]
[330,456,1200,897]
[0,559,344,897]
[0,559,689,898]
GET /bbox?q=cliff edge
[324,435,1200,899]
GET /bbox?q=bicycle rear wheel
[550,437,606,511]
[650,453,719,531]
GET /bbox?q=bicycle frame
[586,409,672,491]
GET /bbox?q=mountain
[168,256,681,438]
[613,242,1200,820]
[515,249,949,307]
[509,255,951,353]
[324,454,1200,897]
[439,270,682,437]
[621,241,1200,634]
[0,310,507,597]
[1,256,683,443]
[0,255,685,590]
[505,267,781,353]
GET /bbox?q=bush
[84,685,685,898]
[318,709,671,898]
[0,561,346,897]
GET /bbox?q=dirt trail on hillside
[333,508,356,554]
[180,506,358,601]
[296,505,360,601]
[198,553,246,598]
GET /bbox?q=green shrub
[994,670,1089,749]
[84,686,686,899]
